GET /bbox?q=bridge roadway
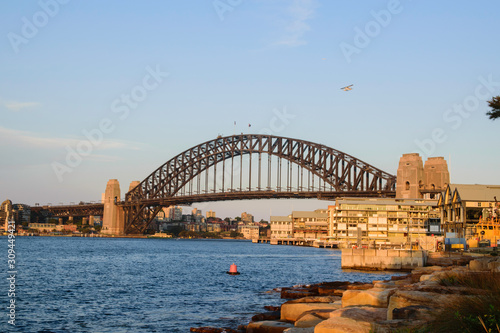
[119,189,396,207]
[31,189,396,218]
[31,203,104,217]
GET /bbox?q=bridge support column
[396,153,424,199]
[102,179,125,235]
[89,216,94,226]
[58,218,63,225]
[82,217,88,225]
[129,181,140,192]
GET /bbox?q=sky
[1,0,499,221]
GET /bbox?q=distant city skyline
[1,1,499,222]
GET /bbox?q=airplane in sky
[340,84,353,91]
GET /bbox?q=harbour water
[0,237,401,332]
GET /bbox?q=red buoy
[227,263,240,275]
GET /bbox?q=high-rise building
[13,204,31,224]
[164,206,182,221]
[192,208,203,223]
[241,212,254,223]
[1,199,13,231]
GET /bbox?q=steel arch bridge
[121,134,396,234]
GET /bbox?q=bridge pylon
[102,179,125,235]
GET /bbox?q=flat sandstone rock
[246,320,294,333]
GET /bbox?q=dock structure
[252,238,339,248]
[341,248,427,270]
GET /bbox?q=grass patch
[426,271,500,332]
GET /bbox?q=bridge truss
[122,135,397,234]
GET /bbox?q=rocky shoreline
[191,252,500,333]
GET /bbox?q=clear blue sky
[1,1,499,221]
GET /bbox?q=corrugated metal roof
[292,211,328,218]
[336,198,437,206]
[270,215,292,221]
[450,184,500,202]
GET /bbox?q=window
[405,181,410,190]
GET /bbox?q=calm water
[0,237,401,332]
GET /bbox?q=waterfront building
[270,215,293,239]
[239,225,259,240]
[28,223,78,233]
[160,221,183,232]
[396,153,449,199]
[328,198,439,247]
[438,184,500,238]
[206,210,216,218]
[206,222,222,233]
[291,209,328,241]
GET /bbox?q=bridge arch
[123,134,396,233]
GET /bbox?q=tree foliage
[486,96,500,120]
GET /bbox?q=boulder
[346,283,373,290]
[372,319,427,333]
[341,288,395,308]
[418,274,433,282]
[281,302,341,322]
[489,260,500,272]
[329,306,387,322]
[317,282,350,296]
[285,296,340,304]
[411,265,445,274]
[190,327,240,333]
[294,310,332,328]
[391,305,433,320]
[293,313,324,328]
[281,288,318,299]
[390,274,411,281]
[373,281,396,289]
[246,320,293,333]
[469,258,492,271]
[386,290,462,320]
[393,278,412,287]
[314,317,371,333]
[283,327,314,333]
[265,306,281,312]
[252,311,281,322]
